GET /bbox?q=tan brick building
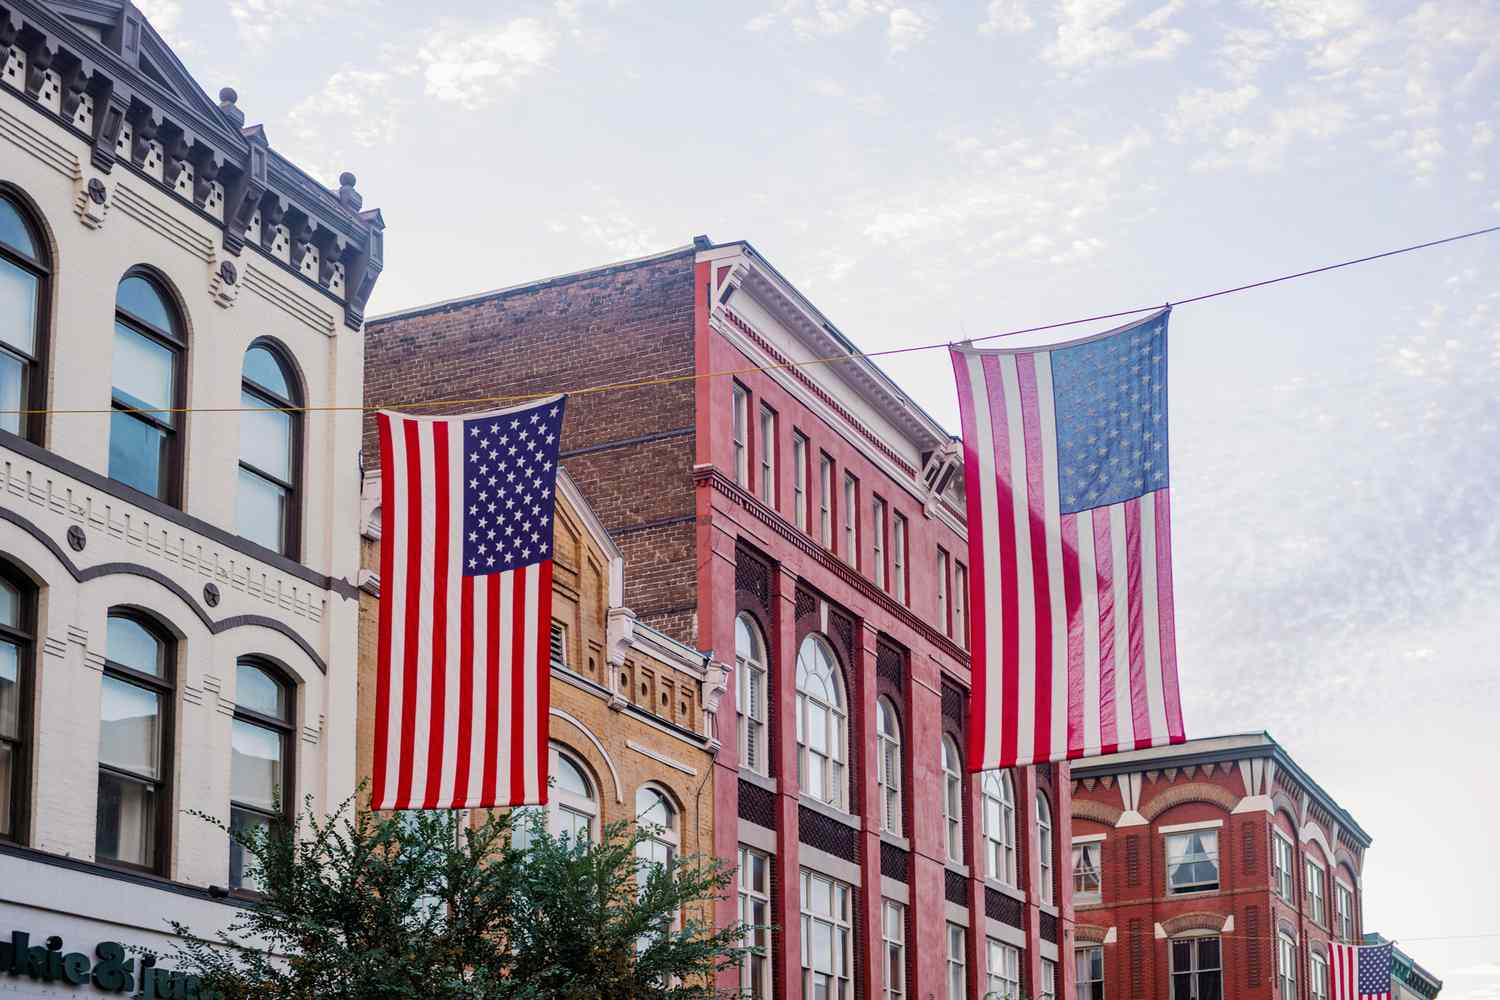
[356,467,719,860]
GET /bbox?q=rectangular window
[549,622,567,667]
[1165,829,1219,894]
[229,662,292,891]
[1041,958,1058,1000]
[1073,841,1103,899]
[801,869,853,1000]
[893,514,908,604]
[946,924,966,1000]
[937,548,951,636]
[1336,882,1355,940]
[873,497,888,590]
[1075,946,1105,1000]
[953,562,969,649]
[986,939,1020,1000]
[1278,935,1298,1000]
[732,383,749,487]
[1172,937,1223,1000]
[1311,951,1330,1000]
[1273,831,1296,901]
[843,473,859,567]
[793,432,809,531]
[739,847,772,999]
[1305,859,1326,924]
[819,454,834,548]
[759,404,777,507]
[882,900,906,1000]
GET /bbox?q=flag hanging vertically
[950,310,1184,771]
[372,395,566,810]
[1330,942,1394,1000]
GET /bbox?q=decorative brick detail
[1125,834,1141,887]
[1128,918,1146,998]
[735,543,771,617]
[941,681,965,726]
[1040,911,1059,943]
[1160,912,1227,935]
[1076,923,1110,944]
[739,778,776,829]
[1243,823,1259,876]
[880,840,909,883]
[799,805,859,862]
[1246,906,1264,986]
[1140,781,1239,820]
[827,607,855,667]
[875,638,904,687]
[986,886,1023,927]
[795,587,817,625]
[945,868,968,906]
[1073,797,1123,826]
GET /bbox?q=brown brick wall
[363,250,700,640]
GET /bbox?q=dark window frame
[111,269,187,507]
[0,188,50,446]
[229,656,295,893]
[0,560,36,844]
[97,609,176,877]
[238,339,304,559]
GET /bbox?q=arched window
[1036,792,1054,904]
[875,697,902,835]
[980,770,1017,886]
[97,611,174,872]
[735,613,768,775]
[230,658,293,890]
[110,272,184,502]
[795,634,847,810]
[552,747,597,840]
[1277,933,1298,1000]
[0,193,48,442]
[636,785,678,868]
[941,735,964,863]
[238,342,302,556]
[0,562,34,842]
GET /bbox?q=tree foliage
[170,797,748,1000]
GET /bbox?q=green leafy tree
[170,797,750,1000]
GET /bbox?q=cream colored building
[0,1,382,987]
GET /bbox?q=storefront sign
[1,930,225,999]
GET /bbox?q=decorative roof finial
[338,171,362,212]
[218,86,244,127]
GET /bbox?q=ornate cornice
[695,464,970,667]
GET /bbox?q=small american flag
[950,310,1185,769]
[371,395,566,810]
[1331,942,1393,1000]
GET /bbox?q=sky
[141,0,1497,993]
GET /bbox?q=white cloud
[281,69,403,185]
[1217,27,1278,83]
[809,77,887,113]
[1041,0,1190,71]
[564,205,664,259]
[1166,84,1260,141]
[416,18,558,110]
[1474,121,1495,148]
[981,0,1034,36]
[133,0,187,49]
[229,0,368,48]
[1192,98,1350,172]
[887,7,931,52]
[1404,126,1444,181]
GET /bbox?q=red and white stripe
[1330,943,1389,1000]
[372,411,550,810]
[951,338,1184,770]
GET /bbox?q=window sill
[982,877,1026,904]
[946,861,971,879]
[738,769,777,794]
[798,794,861,831]
[878,831,911,851]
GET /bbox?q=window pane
[243,346,291,399]
[232,718,284,812]
[637,787,673,829]
[116,276,176,336]
[99,675,161,778]
[1172,973,1193,1000]
[1200,938,1221,968]
[0,349,23,435]
[112,323,176,416]
[240,390,292,480]
[229,806,271,891]
[0,741,12,836]
[106,617,164,677]
[0,199,39,261]
[0,260,38,356]
[236,662,287,720]
[237,467,288,552]
[95,768,156,866]
[554,753,592,798]
[108,410,170,497]
[1200,971,1223,1000]
[0,638,18,738]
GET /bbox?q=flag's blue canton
[1362,945,1393,994]
[1050,314,1169,516]
[462,398,565,577]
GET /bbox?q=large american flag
[371,395,565,810]
[950,310,1185,770]
[1331,942,1394,1000]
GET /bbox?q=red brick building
[365,240,1074,999]
[1068,734,1370,1000]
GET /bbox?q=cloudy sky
[144,0,1497,992]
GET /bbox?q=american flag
[1331,942,1394,1000]
[371,395,565,810]
[950,310,1185,770]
